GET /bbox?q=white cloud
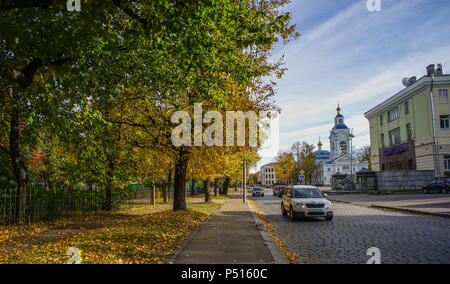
[256,0,450,170]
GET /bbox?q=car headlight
[324,204,330,209]
[296,203,306,208]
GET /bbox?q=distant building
[260,163,277,186]
[364,64,450,178]
[315,106,369,185]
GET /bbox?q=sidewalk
[173,194,281,264]
[329,194,450,218]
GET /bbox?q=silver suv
[281,185,333,221]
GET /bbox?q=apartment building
[364,64,450,178]
[260,163,277,186]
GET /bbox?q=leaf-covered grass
[0,206,219,264]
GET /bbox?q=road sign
[299,175,305,181]
[300,170,305,175]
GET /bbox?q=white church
[314,105,369,185]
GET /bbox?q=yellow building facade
[365,66,450,178]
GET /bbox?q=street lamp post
[243,151,247,203]
[350,129,355,177]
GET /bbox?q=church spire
[335,104,344,126]
[318,137,323,150]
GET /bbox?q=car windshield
[293,188,323,198]
[254,188,262,191]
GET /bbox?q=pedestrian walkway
[174,194,277,264]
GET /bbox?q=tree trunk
[173,152,188,211]
[222,176,230,196]
[164,169,172,203]
[204,178,211,203]
[10,96,28,221]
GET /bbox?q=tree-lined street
[251,188,450,264]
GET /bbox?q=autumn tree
[275,151,295,185]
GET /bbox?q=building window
[405,101,410,114]
[340,141,347,153]
[390,161,403,170]
[408,159,414,170]
[445,156,450,170]
[380,133,385,148]
[406,123,412,140]
[388,108,399,122]
[389,128,401,146]
[380,115,383,126]
[439,89,448,98]
[441,115,450,129]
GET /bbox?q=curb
[247,202,290,264]
[330,199,450,219]
[369,205,450,219]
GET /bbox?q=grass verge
[0,203,222,264]
[248,199,300,264]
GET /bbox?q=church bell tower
[329,104,351,160]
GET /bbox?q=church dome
[314,149,331,161]
[333,124,349,130]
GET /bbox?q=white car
[281,185,333,221]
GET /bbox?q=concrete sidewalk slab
[173,195,278,264]
[329,194,450,217]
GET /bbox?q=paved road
[250,188,450,264]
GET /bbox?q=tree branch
[0,0,52,10]
[111,0,149,25]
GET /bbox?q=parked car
[247,185,254,193]
[252,187,265,197]
[423,178,450,194]
[281,185,333,221]
[273,185,286,197]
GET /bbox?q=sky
[255,0,450,171]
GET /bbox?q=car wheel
[262,194,264,197]
[325,215,333,221]
[281,204,287,216]
[290,207,296,221]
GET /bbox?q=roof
[261,163,277,168]
[364,75,450,119]
[292,185,320,189]
[333,124,349,130]
[336,114,344,118]
[314,150,331,156]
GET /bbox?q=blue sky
[256,0,450,170]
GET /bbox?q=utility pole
[430,74,441,178]
[243,151,247,203]
[350,129,355,177]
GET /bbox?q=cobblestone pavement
[250,188,450,264]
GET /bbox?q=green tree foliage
[0,0,298,213]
